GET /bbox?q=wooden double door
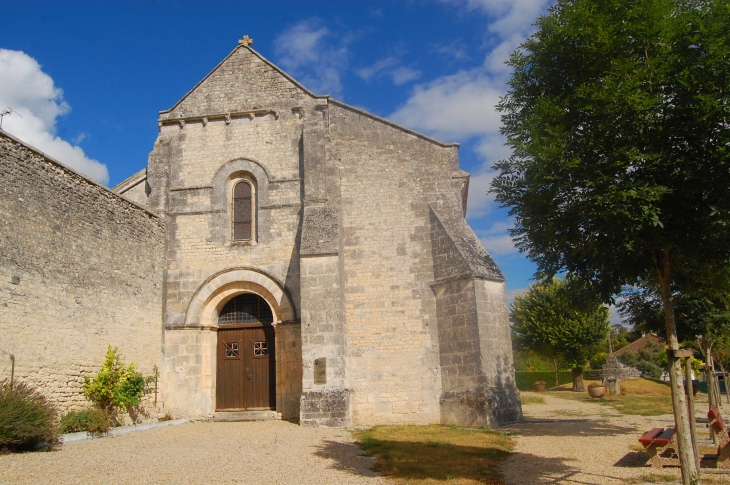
[216,325,276,411]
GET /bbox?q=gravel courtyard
[499,392,730,485]
[0,420,386,485]
[5,394,730,484]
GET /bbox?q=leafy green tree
[491,0,730,481]
[619,281,730,410]
[511,276,610,391]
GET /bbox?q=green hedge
[515,371,574,391]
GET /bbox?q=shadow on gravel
[312,440,384,478]
[502,452,626,484]
[614,451,651,467]
[503,418,636,438]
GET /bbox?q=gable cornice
[158,45,327,119]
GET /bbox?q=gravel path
[500,392,719,485]
[6,395,730,484]
[0,420,386,485]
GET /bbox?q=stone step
[213,410,282,422]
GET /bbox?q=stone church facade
[1,41,521,427]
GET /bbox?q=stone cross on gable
[239,35,254,46]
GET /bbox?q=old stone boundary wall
[0,130,165,415]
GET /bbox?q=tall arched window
[233,180,253,240]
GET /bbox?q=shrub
[618,339,668,379]
[58,408,111,434]
[512,350,555,371]
[84,346,146,423]
[636,360,664,379]
[589,352,608,370]
[514,371,573,390]
[0,379,59,451]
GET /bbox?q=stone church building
[0,40,521,427]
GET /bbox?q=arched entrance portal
[216,293,276,410]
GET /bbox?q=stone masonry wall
[153,114,305,302]
[473,279,522,425]
[328,102,462,425]
[0,131,165,414]
[150,46,313,417]
[160,46,314,120]
[433,277,522,427]
[299,255,349,427]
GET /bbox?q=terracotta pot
[588,386,606,398]
[533,382,546,392]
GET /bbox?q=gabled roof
[112,167,146,195]
[613,333,665,357]
[156,42,460,149]
[159,44,325,119]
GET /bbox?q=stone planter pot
[533,382,546,392]
[587,386,606,398]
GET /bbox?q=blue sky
[0,0,559,303]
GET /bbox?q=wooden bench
[707,406,730,468]
[639,427,679,468]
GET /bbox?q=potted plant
[533,380,546,392]
[587,382,606,398]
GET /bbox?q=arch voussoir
[185,267,296,327]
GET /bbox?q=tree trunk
[715,370,723,408]
[706,342,717,443]
[685,356,700,471]
[553,358,559,388]
[572,367,585,391]
[656,248,699,484]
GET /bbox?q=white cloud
[72,132,88,144]
[391,67,421,85]
[433,43,471,61]
[465,169,497,219]
[478,220,519,256]
[357,57,421,86]
[0,49,109,184]
[391,70,502,140]
[390,1,551,219]
[441,0,550,36]
[274,20,349,98]
[357,56,399,81]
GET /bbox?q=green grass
[353,425,514,485]
[520,394,546,405]
[623,473,677,483]
[545,378,674,416]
